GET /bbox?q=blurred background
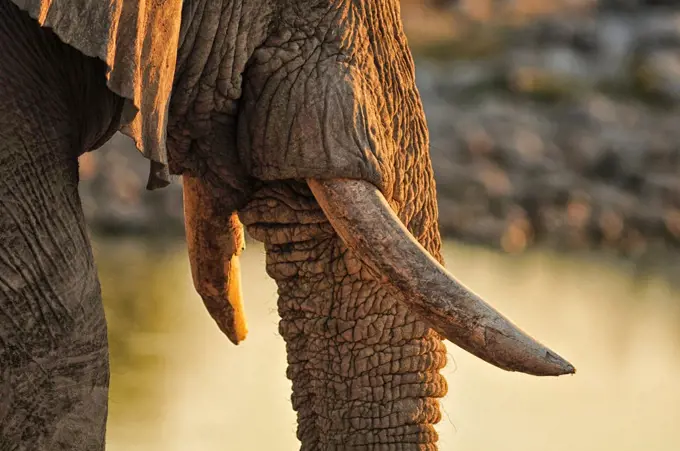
[86,1,680,450]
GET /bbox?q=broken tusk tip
[225,333,245,346]
[217,321,248,346]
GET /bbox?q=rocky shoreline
[79,7,680,265]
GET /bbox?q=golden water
[95,238,680,451]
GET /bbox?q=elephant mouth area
[208,178,574,377]
[238,180,336,246]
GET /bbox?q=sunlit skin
[0,1,572,450]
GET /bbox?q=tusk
[183,176,248,345]
[307,178,575,377]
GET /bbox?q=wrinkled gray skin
[1,0,448,449]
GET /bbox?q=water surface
[95,238,680,451]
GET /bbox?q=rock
[598,0,680,11]
[634,48,680,101]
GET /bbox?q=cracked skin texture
[240,182,447,450]
[0,1,124,449]
[3,0,451,449]
[174,1,450,447]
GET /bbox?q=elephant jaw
[307,178,576,377]
[182,176,248,345]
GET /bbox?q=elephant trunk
[241,182,446,449]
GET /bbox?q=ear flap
[11,0,184,189]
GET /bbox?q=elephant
[0,0,574,449]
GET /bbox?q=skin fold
[1,0,572,449]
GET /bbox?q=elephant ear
[11,0,184,189]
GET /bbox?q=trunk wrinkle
[240,181,446,450]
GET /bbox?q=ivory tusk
[308,178,575,376]
[183,176,248,345]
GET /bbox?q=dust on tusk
[183,176,248,345]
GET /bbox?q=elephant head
[5,0,573,449]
